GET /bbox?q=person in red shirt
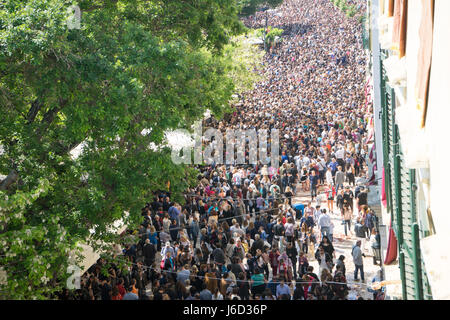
[116,278,126,298]
[269,247,280,279]
[111,286,122,300]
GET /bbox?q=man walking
[272,219,285,252]
[352,240,365,282]
[317,209,331,241]
[335,166,345,194]
[309,170,319,201]
[143,239,156,269]
[317,157,326,185]
[343,186,354,211]
[286,242,298,280]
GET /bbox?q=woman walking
[342,202,353,237]
[326,184,336,213]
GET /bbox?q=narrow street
[292,185,381,299]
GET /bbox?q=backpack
[233,246,243,257]
[274,224,284,236]
[306,216,315,228]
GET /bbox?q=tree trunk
[0,169,18,190]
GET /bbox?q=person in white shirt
[325,167,333,186]
[329,221,334,242]
[316,246,332,277]
[222,183,230,193]
[232,170,242,186]
[261,165,269,176]
[302,155,310,168]
[229,222,239,235]
[335,146,344,158]
[230,223,245,238]
[316,158,326,185]
[294,154,302,172]
[313,205,321,224]
[317,209,331,241]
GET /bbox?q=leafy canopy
[0,0,260,299]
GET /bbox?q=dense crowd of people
[63,0,385,301]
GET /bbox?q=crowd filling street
[63,0,386,300]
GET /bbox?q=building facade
[365,0,450,300]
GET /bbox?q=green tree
[347,5,357,17]
[0,0,252,299]
[238,0,284,17]
[257,26,283,48]
[223,31,265,96]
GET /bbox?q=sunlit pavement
[292,183,381,300]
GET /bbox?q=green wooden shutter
[387,85,396,232]
[362,16,370,50]
[380,50,393,214]
[380,49,432,300]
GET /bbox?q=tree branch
[36,99,68,141]
[26,99,42,124]
[0,170,18,191]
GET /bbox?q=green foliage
[223,31,265,96]
[330,0,359,19]
[358,15,365,24]
[0,0,255,299]
[256,26,283,48]
[238,0,284,17]
[347,5,357,17]
[266,27,283,44]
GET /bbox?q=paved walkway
[292,183,381,299]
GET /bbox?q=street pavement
[291,183,381,300]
